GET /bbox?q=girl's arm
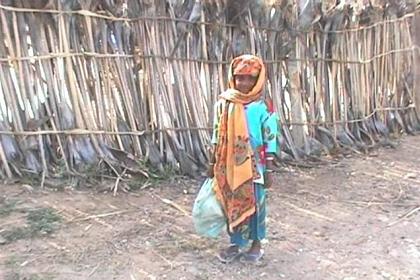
[262,102,279,188]
[208,100,222,178]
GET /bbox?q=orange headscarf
[213,54,266,232]
[231,55,262,77]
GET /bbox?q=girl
[208,54,278,263]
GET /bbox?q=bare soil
[1,136,420,280]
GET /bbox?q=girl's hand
[264,171,273,188]
[265,154,275,188]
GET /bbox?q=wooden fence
[0,1,418,180]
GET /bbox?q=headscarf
[213,54,266,232]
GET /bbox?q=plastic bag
[192,178,226,238]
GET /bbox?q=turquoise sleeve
[262,106,278,154]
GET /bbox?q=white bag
[192,178,226,238]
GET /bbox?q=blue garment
[211,98,278,244]
[230,183,266,247]
[211,99,278,184]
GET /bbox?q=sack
[192,178,226,238]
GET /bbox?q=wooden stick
[282,201,334,222]
[154,194,190,216]
[387,206,420,227]
[69,210,133,223]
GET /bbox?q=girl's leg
[230,231,249,248]
[245,184,266,258]
[217,223,249,263]
[219,184,266,262]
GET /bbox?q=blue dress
[211,99,278,246]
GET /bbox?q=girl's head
[234,74,258,94]
[229,54,265,95]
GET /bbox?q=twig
[0,47,417,65]
[113,168,127,196]
[0,127,212,136]
[296,189,329,200]
[0,105,411,139]
[0,3,418,34]
[69,210,133,223]
[40,170,46,189]
[391,183,405,204]
[88,263,101,277]
[137,269,156,280]
[102,159,126,195]
[330,200,418,207]
[140,182,152,190]
[153,194,190,216]
[282,201,334,222]
[150,249,174,269]
[387,206,420,227]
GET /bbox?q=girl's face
[234,74,258,94]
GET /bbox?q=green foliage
[1,208,61,244]
[0,200,18,217]
[27,208,61,235]
[2,227,28,243]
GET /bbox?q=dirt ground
[0,136,420,280]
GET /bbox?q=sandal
[240,249,264,263]
[217,245,241,263]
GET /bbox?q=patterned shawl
[213,54,266,232]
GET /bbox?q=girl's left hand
[264,171,273,189]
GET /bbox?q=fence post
[414,12,420,115]
[288,3,307,150]
[288,57,306,149]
